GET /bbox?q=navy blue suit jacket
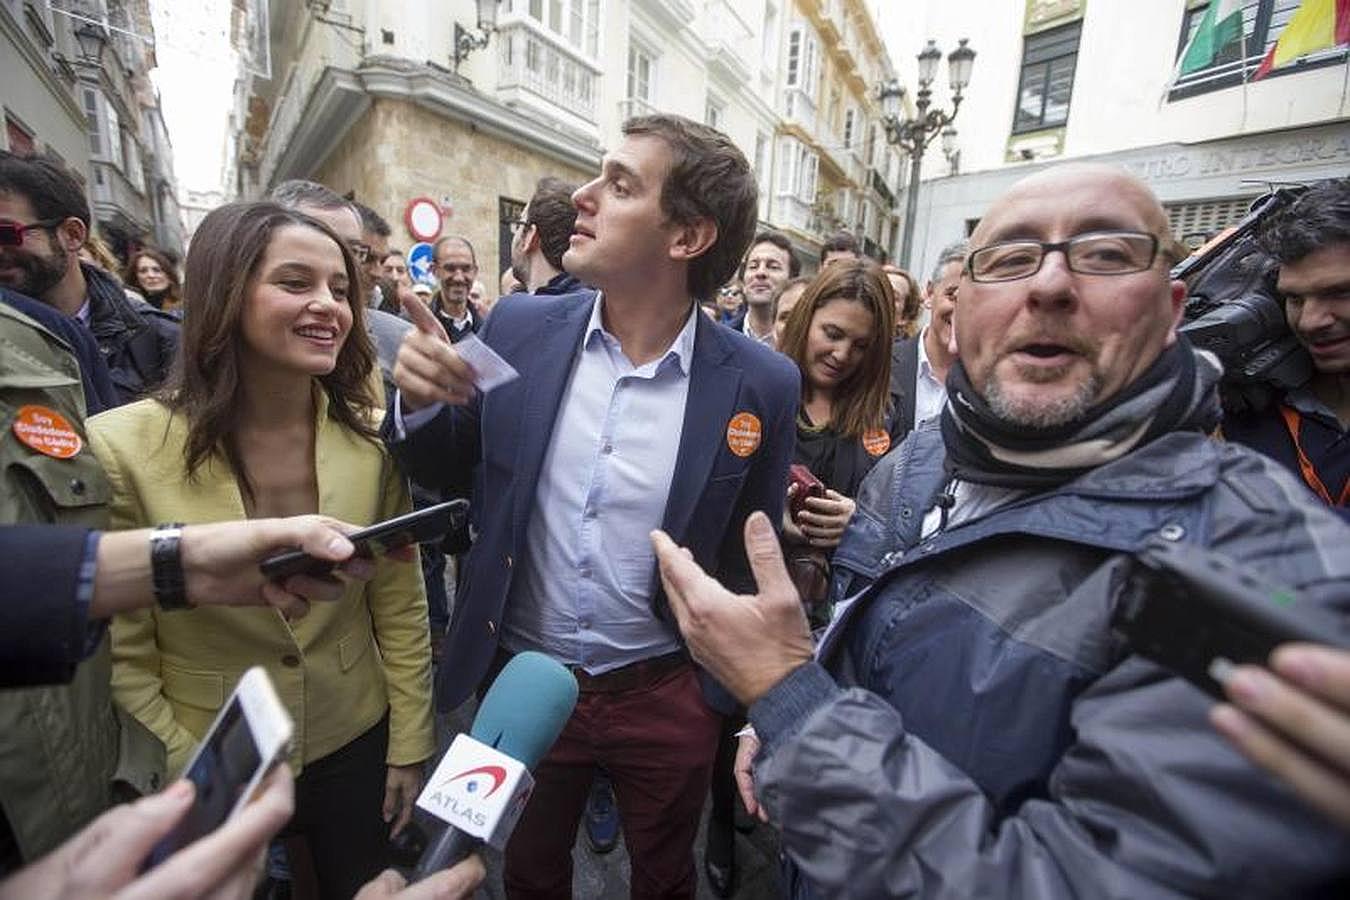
[0,525,92,688]
[384,289,799,710]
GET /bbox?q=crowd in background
[0,116,1348,900]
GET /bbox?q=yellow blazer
[88,395,435,776]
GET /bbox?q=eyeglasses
[501,216,531,234]
[967,231,1160,283]
[0,218,65,247]
[348,241,371,263]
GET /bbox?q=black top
[793,397,905,499]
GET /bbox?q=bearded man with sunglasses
[649,163,1350,898]
[0,152,178,406]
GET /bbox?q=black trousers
[284,713,391,899]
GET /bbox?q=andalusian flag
[1180,0,1247,74]
[1253,0,1350,79]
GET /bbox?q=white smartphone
[146,666,294,867]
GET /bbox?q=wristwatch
[150,523,190,611]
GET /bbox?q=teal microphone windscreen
[470,651,579,769]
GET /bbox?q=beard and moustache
[0,233,68,299]
[940,336,1223,490]
[981,331,1103,429]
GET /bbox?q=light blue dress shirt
[501,296,698,674]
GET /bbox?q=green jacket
[0,302,165,867]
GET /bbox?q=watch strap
[150,523,189,610]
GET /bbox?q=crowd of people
[0,112,1347,900]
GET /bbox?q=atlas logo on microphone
[417,734,535,846]
[441,764,508,798]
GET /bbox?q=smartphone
[259,498,469,581]
[146,667,293,868]
[787,464,826,522]
[1112,539,1350,699]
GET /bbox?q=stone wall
[313,96,594,293]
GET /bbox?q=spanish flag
[1252,0,1350,79]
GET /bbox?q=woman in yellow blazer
[88,201,434,897]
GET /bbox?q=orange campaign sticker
[862,428,891,457]
[12,405,83,459]
[726,412,762,458]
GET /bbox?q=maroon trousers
[503,663,722,899]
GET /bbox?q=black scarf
[940,340,1222,489]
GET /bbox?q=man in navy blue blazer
[385,114,798,898]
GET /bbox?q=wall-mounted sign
[405,197,444,242]
[408,242,435,284]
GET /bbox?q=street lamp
[453,0,499,72]
[73,20,109,66]
[879,37,975,268]
[941,125,960,174]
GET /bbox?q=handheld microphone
[411,651,579,880]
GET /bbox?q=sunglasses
[348,241,371,263]
[0,218,65,247]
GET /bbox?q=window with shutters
[83,88,103,157]
[5,115,35,155]
[1012,22,1080,134]
[1165,196,1260,248]
[106,102,123,171]
[786,28,802,86]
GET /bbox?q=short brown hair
[779,260,895,440]
[161,201,376,499]
[621,114,758,303]
[528,177,579,271]
[821,231,860,263]
[740,230,800,280]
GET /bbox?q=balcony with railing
[617,96,658,121]
[781,88,817,139]
[701,0,754,86]
[633,0,697,31]
[255,26,361,189]
[497,20,601,125]
[90,159,149,228]
[817,0,843,43]
[257,64,318,190]
[775,193,815,235]
[837,15,859,73]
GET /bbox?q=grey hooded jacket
[749,421,1350,899]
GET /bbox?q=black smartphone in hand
[259,499,468,581]
[1113,539,1350,699]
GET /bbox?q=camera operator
[1223,179,1349,520]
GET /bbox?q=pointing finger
[401,291,450,342]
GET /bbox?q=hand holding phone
[146,667,293,868]
[787,464,825,523]
[1113,539,1350,699]
[260,499,468,581]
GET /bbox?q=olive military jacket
[0,302,165,870]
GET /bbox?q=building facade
[771,0,904,267]
[1,0,184,262]
[882,0,1348,278]
[236,0,902,294]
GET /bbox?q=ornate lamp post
[880,38,975,268]
[453,0,499,71]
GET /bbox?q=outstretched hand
[650,511,814,706]
[395,293,478,411]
